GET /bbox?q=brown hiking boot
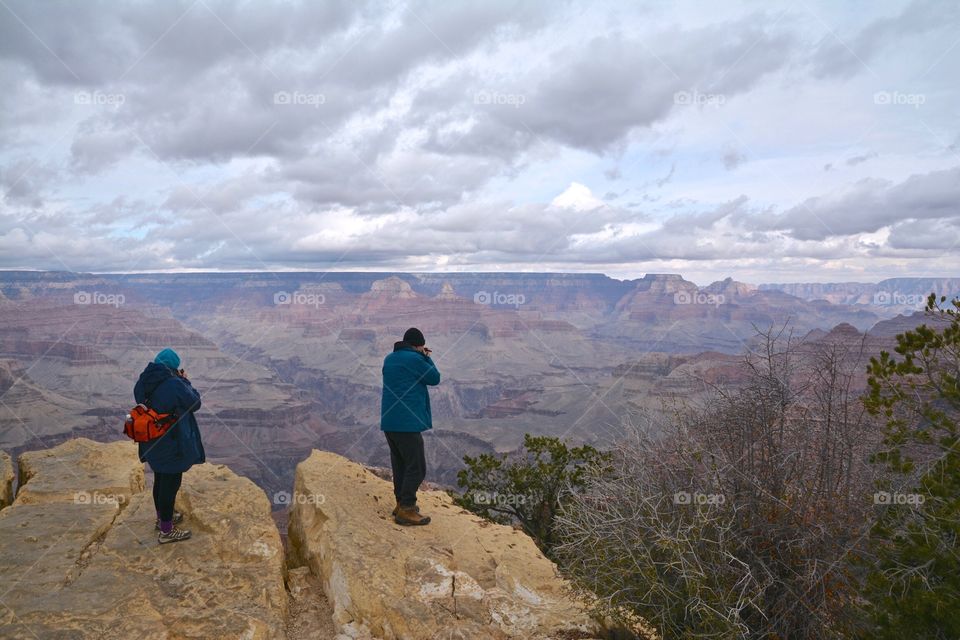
[394,505,430,526]
[391,503,420,516]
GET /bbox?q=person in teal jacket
[381,327,440,525]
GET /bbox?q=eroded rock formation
[0,438,657,640]
[288,449,641,640]
[0,438,288,639]
[0,449,13,508]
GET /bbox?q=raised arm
[173,378,202,413]
[420,356,441,386]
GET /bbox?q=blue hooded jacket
[380,342,441,432]
[134,361,205,473]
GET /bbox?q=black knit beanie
[403,327,426,346]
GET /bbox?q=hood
[393,341,416,352]
[137,361,176,399]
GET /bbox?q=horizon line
[1,268,959,287]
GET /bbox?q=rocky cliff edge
[0,440,654,640]
[288,449,654,640]
[0,438,288,639]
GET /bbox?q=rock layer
[14,437,144,505]
[0,449,13,508]
[288,449,607,640]
[0,438,289,639]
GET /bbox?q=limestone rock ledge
[14,438,145,506]
[0,438,288,639]
[288,449,606,640]
[0,449,13,508]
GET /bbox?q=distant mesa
[702,276,758,298]
[635,273,693,294]
[434,281,462,301]
[760,277,960,314]
[822,322,862,341]
[365,276,418,299]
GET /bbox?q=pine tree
[862,295,960,638]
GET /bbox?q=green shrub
[454,434,608,556]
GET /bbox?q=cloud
[0,157,59,206]
[471,19,795,153]
[70,123,134,174]
[887,217,960,250]
[0,0,957,280]
[810,0,957,78]
[749,166,960,241]
[722,148,747,170]
[846,151,878,166]
[551,182,605,211]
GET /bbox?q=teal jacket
[380,342,441,432]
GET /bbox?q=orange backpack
[123,404,177,443]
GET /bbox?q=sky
[1,0,958,284]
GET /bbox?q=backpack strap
[143,377,181,420]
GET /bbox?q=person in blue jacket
[381,327,441,525]
[134,348,204,544]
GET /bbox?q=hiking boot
[391,503,420,517]
[394,506,430,526]
[158,526,192,544]
[155,511,184,531]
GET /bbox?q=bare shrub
[556,327,882,639]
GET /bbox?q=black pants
[152,472,183,522]
[384,431,426,507]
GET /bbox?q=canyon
[0,271,956,503]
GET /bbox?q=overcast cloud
[1,0,958,283]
